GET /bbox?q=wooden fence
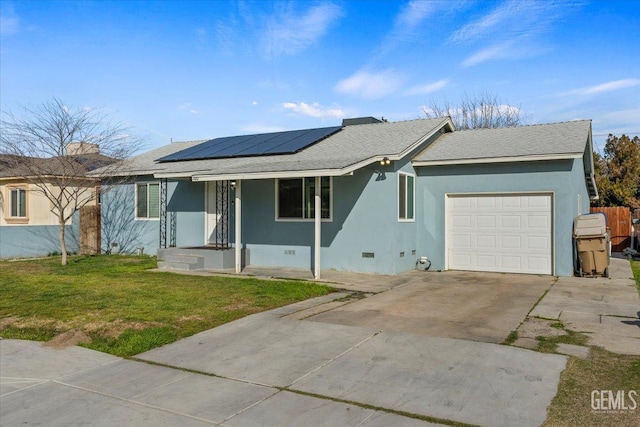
[80,205,101,255]
[590,206,632,252]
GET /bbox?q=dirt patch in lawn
[84,320,164,339]
[44,329,91,349]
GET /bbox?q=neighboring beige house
[0,146,111,258]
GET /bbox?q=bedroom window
[277,177,332,220]
[398,172,415,221]
[136,182,159,219]
[9,187,27,218]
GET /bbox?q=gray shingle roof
[94,118,450,178]
[413,120,591,164]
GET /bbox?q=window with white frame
[277,177,331,220]
[9,187,27,218]
[136,182,160,219]
[398,172,415,221]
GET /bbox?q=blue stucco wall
[101,178,205,255]
[238,159,419,274]
[0,215,80,259]
[101,152,591,277]
[415,158,590,276]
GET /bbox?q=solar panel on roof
[157,126,342,162]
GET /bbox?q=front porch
[157,246,249,271]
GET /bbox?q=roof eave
[412,153,583,167]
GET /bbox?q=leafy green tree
[592,134,640,208]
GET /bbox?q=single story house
[93,117,597,277]
[0,144,109,258]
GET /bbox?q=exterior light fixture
[379,157,391,166]
[230,180,236,189]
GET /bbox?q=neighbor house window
[9,187,27,218]
[277,177,331,220]
[398,172,414,221]
[136,182,159,219]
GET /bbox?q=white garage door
[447,194,552,275]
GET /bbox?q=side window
[136,183,159,219]
[9,187,27,218]
[398,173,415,221]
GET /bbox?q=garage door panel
[501,197,523,208]
[528,215,549,228]
[476,235,496,248]
[477,255,497,268]
[451,234,471,249]
[502,255,522,269]
[527,236,550,250]
[528,196,550,208]
[452,254,472,269]
[502,235,522,249]
[476,215,495,228]
[451,215,472,227]
[447,194,552,275]
[501,216,521,228]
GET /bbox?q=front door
[205,181,230,247]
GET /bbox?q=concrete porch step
[163,255,205,265]
[158,257,204,271]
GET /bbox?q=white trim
[314,176,321,280]
[134,181,160,221]
[235,180,242,273]
[204,182,209,245]
[444,191,555,276]
[397,172,415,222]
[412,153,582,167]
[274,177,333,222]
[191,168,355,182]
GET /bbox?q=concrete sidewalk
[1,339,437,427]
[528,257,640,355]
[1,298,568,427]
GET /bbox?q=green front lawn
[0,255,333,356]
[632,260,640,294]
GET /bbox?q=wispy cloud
[335,69,404,100]
[214,2,342,59]
[376,1,456,58]
[405,79,449,96]
[570,78,640,95]
[263,2,343,58]
[462,41,518,67]
[454,0,580,67]
[283,102,345,118]
[0,4,20,36]
[396,0,435,28]
[450,1,538,43]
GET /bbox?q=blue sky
[1,0,638,152]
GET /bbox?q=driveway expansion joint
[51,379,221,425]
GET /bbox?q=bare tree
[0,98,141,265]
[423,92,523,130]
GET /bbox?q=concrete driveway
[1,290,568,427]
[307,270,554,343]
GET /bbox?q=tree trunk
[59,216,68,266]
